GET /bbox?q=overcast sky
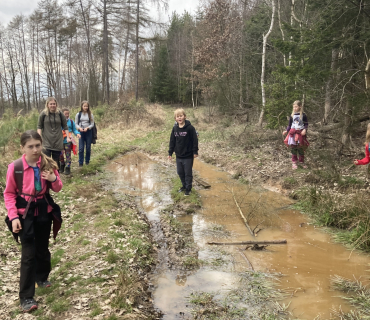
[0,0,201,26]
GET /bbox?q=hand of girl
[12,219,22,233]
[354,160,359,165]
[282,131,287,135]
[168,156,172,161]
[42,170,56,182]
[301,129,306,136]
[77,134,81,139]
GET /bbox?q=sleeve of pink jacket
[50,169,63,192]
[356,144,370,165]
[4,163,18,221]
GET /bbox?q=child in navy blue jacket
[168,109,199,196]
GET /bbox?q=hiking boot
[60,164,65,173]
[292,163,298,170]
[20,298,38,312]
[64,167,71,175]
[79,163,83,167]
[184,190,190,196]
[36,280,52,288]
[178,187,186,193]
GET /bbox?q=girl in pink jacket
[4,130,63,312]
[354,124,370,166]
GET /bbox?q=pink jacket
[4,154,63,221]
[356,143,370,165]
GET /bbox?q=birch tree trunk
[135,0,140,101]
[258,0,276,127]
[365,59,370,90]
[323,47,338,124]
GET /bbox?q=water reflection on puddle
[106,152,370,319]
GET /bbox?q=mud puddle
[106,152,370,319]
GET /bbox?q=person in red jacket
[354,124,370,165]
[4,130,63,312]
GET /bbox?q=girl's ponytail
[40,152,59,173]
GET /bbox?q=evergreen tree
[150,45,176,103]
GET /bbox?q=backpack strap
[78,112,82,126]
[42,111,63,128]
[13,158,24,196]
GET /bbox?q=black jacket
[168,120,198,159]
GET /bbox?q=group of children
[4,98,95,312]
[37,98,95,175]
[5,101,370,313]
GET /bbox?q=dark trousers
[79,130,92,165]
[176,157,194,191]
[44,149,60,169]
[19,218,52,299]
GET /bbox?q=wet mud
[106,152,370,319]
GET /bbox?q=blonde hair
[43,97,60,116]
[291,100,303,119]
[174,108,186,119]
[20,130,59,172]
[365,123,370,144]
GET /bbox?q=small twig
[231,187,254,237]
[208,240,287,245]
[253,220,265,235]
[238,248,254,271]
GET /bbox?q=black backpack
[77,112,97,144]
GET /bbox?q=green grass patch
[183,256,203,268]
[50,300,69,313]
[295,187,370,251]
[106,250,119,264]
[51,249,64,268]
[170,178,201,206]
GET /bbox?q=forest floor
[0,103,370,319]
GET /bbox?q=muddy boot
[60,164,65,173]
[64,166,71,175]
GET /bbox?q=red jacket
[4,154,63,221]
[356,143,370,165]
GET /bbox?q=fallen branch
[208,240,287,245]
[238,248,254,271]
[231,188,254,237]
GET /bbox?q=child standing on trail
[59,108,81,175]
[168,108,199,196]
[75,101,95,167]
[4,130,63,313]
[354,123,370,166]
[37,97,70,170]
[283,100,309,169]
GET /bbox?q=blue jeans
[79,130,92,165]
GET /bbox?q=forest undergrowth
[2,102,370,319]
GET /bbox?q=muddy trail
[105,152,370,319]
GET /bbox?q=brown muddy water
[105,152,370,319]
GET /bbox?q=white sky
[0,0,201,26]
